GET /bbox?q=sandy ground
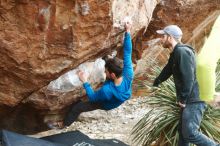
[33,97,149,145]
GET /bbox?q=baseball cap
[156,25,183,39]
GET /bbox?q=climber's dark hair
[103,56,123,78]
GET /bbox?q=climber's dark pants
[64,100,103,126]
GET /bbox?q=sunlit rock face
[0,0,158,133]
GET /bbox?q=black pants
[64,100,104,126]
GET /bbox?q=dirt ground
[33,97,150,145]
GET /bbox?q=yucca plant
[131,62,220,146]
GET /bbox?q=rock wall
[133,0,220,82]
[0,0,158,133]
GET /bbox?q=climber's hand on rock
[77,70,88,83]
[125,18,132,32]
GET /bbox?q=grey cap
[156,25,183,39]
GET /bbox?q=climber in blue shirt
[62,20,134,127]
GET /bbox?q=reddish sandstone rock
[0,0,158,133]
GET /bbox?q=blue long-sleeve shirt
[83,32,133,110]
